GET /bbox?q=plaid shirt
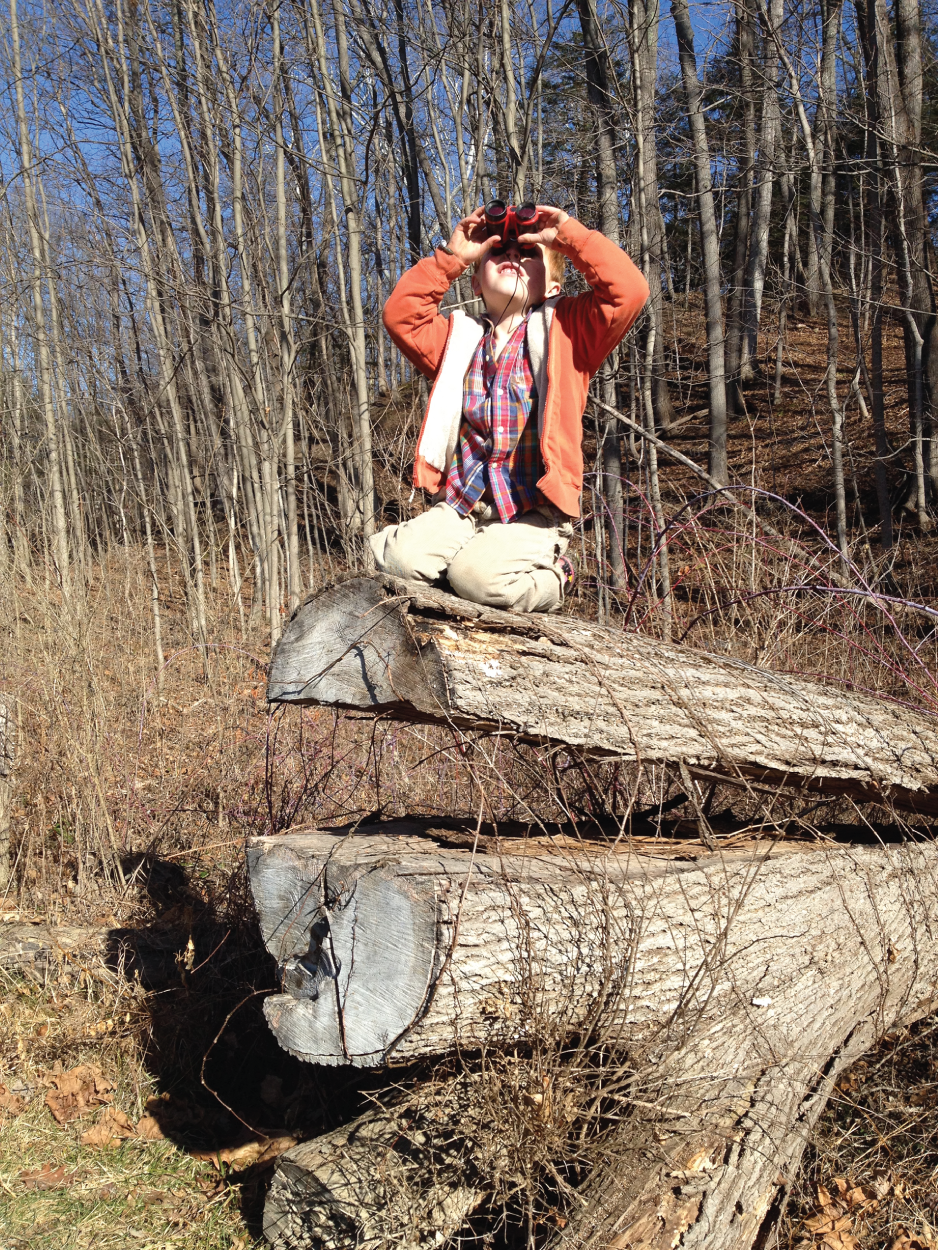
[444,316,542,523]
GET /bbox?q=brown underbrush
[781,1019,938,1250]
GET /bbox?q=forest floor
[3,300,938,1249]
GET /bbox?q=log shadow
[105,851,401,1238]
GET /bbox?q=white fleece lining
[526,297,558,438]
[416,311,483,472]
[416,299,559,475]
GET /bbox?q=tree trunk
[670,0,729,484]
[267,577,938,815]
[9,0,70,592]
[0,696,13,893]
[853,0,894,549]
[577,0,626,590]
[804,0,840,319]
[773,11,849,565]
[631,0,675,430]
[724,0,756,412]
[859,0,935,524]
[740,0,783,382]
[272,5,301,616]
[307,0,376,552]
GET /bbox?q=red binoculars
[483,200,540,255]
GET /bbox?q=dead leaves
[43,1063,114,1124]
[0,1081,26,1117]
[18,1163,81,1190]
[800,1177,882,1250]
[191,1135,297,1172]
[797,1175,938,1250]
[79,1106,136,1148]
[888,1233,938,1250]
[134,1112,166,1140]
[78,1103,171,1149]
[32,1063,169,1147]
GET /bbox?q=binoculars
[483,200,540,255]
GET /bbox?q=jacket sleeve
[551,218,650,376]
[382,248,469,379]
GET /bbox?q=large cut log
[249,826,938,1067]
[267,576,938,816]
[264,1085,483,1250]
[250,824,938,1249]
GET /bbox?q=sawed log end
[266,576,449,716]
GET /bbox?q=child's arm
[520,209,650,376]
[381,251,465,379]
[383,208,500,379]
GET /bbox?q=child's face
[471,241,559,315]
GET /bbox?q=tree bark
[267,577,938,815]
[670,0,729,484]
[264,1088,484,1249]
[740,0,783,382]
[771,8,849,566]
[631,0,675,430]
[724,0,756,411]
[9,0,71,591]
[272,4,301,616]
[577,0,626,591]
[856,0,936,525]
[0,696,13,893]
[307,0,377,552]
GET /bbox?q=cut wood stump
[264,1087,483,1250]
[267,576,938,816]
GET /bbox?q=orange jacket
[382,217,649,518]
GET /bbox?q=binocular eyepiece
[483,200,540,254]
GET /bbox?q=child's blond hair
[545,247,566,285]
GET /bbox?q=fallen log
[267,576,938,817]
[250,824,938,1249]
[264,1085,484,1250]
[248,826,938,1067]
[262,579,938,1248]
[0,923,106,971]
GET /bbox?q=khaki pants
[369,501,573,613]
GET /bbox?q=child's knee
[448,549,563,613]
[446,564,488,605]
[370,524,423,581]
[447,554,509,608]
[370,509,466,583]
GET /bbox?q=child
[371,204,649,613]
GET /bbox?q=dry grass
[0,947,251,1250]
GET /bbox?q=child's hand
[444,208,501,267]
[517,205,571,250]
